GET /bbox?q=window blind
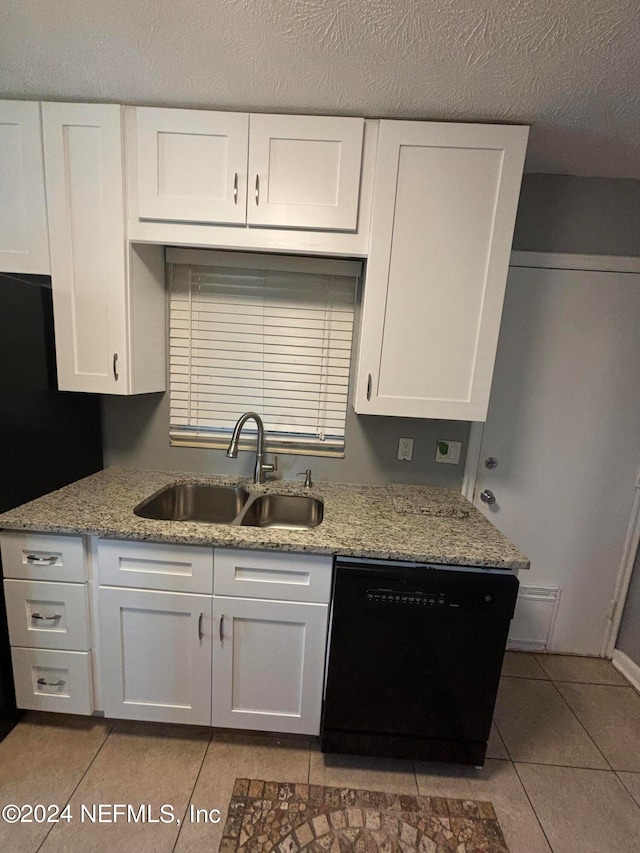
[167,249,361,456]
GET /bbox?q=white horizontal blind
[168,250,360,455]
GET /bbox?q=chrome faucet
[226,412,276,484]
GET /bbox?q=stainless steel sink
[134,483,323,529]
[134,484,250,523]
[237,494,324,530]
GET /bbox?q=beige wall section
[101,392,469,488]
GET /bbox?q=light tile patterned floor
[0,653,638,852]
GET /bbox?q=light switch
[435,440,461,464]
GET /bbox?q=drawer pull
[31,612,62,621]
[198,612,203,641]
[219,614,224,643]
[37,678,65,687]
[26,554,57,565]
[233,172,238,204]
[255,174,259,205]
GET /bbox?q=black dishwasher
[321,557,518,766]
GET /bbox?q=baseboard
[506,639,547,652]
[612,649,640,693]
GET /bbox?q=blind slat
[168,253,358,449]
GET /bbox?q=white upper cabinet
[0,100,50,274]
[42,103,165,395]
[134,107,364,232]
[355,120,528,422]
[136,107,249,224]
[247,114,364,231]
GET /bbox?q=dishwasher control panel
[366,588,451,607]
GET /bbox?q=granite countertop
[0,468,529,570]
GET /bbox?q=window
[167,249,361,456]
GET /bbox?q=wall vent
[507,586,561,651]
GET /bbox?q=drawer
[0,532,86,582]
[3,579,90,651]
[214,548,333,603]
[11,647,93,715]
[98,539,213,593]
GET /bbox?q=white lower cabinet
[99,587,212,725]
[212,596,328,736]
[1,532,333,733]
[95,543,332,733]
[11,647,93,715]
[1,531,94,715]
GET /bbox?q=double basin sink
[134,483,323,531]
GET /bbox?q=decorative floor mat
[219,778,509,852]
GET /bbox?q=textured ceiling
[1,0,639,177]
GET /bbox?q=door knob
[480,489,497,506]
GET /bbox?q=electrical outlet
[435,440,461,464]
[397,437,414,461]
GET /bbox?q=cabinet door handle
[233,172,238,204]
[113,353,119,381]
[37,678,65,687]
[198,612,203,641]
[255,174,259,206]
[366,373,372,401]
[31,612,62,621]
[219,614,224,642]
[26,554,57,565]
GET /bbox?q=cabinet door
[0,100,50,274]
[248,114,364,231]
[136,107,249,224]
[100,587,212,725]
[212,596,328,735]
[355,120,528,421]
[42,103,128,393]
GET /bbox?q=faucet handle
[261,454,278,475]
[296,469,313,488]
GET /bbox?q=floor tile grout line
[512,759,628,772]
[496,676,613,771]
[613,770,640,812]
[547,678,614,772]
[492,719,514,763]
[549,679,630,688]
[512,761,556,853]
[34,718,117,853]
[170,727,215,853]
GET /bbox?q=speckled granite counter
[0,468,529,570]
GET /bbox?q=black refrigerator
[0,271,103,741]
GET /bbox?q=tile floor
[0,653,639,852]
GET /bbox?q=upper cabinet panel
[136,107,249,225]
[247,114,364,231]
[133,107,364,232]
[0,100,50,274]
[42,103,165,396]
[355,120,528,422]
